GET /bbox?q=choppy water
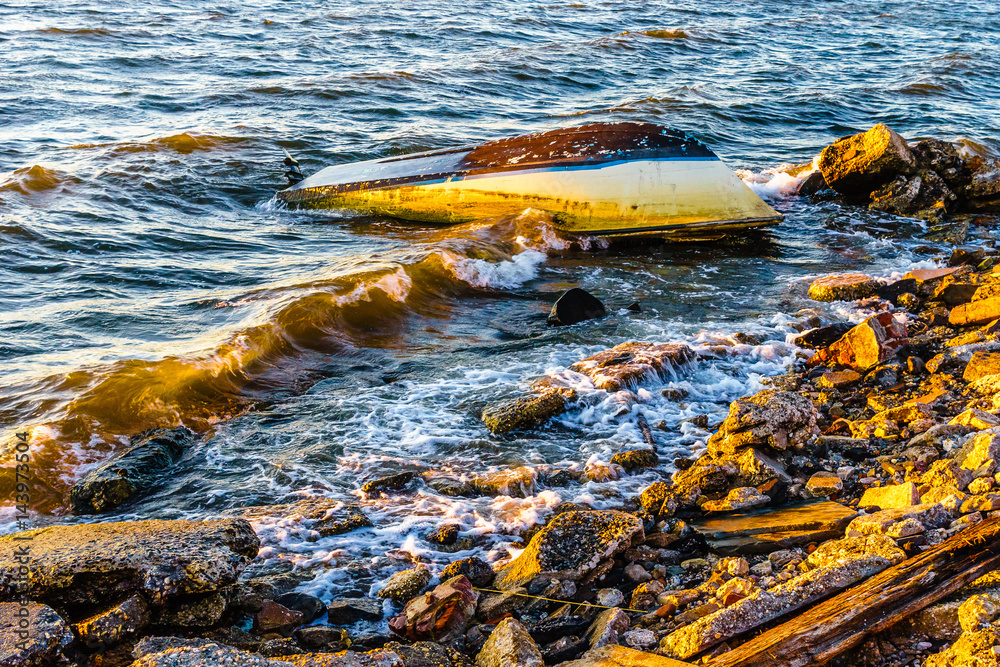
[2,0,1000,596]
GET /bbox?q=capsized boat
[276,122,783,240]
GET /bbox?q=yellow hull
[281,159,782,239]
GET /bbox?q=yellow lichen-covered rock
[810,313,908,372]
[925,629,1000,667]
[964,351,1000,383]
[859,482,920,510]
[950,408,1000,430]
[808,274,880,302]
[707,389,819,455]
[475,617,542,667]
[818,124,916,196]
[958,592,1000,633]
[958,431,1000,471]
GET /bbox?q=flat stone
[241,499,373,538]
[950,409,1000,430]
[494,511,643,591]
[793,322,854,349]
[951,297,1000,327]
[0,519,258,607]
[660,535,904,659]
[254,600,304,636]
[587,608,630,650]
[700,487,769,512]
[283,650,405,667]
[131,637,282,666]
[808,274,879,302]
[568,342,696,392]
[476,618,543,667]
[859,482,921,510]
[327,598,384,625]
[692,500,856,541]
[556,645,693,667]
[846,503,952,537]
[0,602,73,666]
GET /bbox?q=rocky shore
[5,124,1000,667]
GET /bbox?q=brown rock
[377,567,432,604]
[555,645,692,667]
[845,503,952,537]
[481,392,566,434]
[951,298,1000,327]
[389,575,478,643]
[73,593,150,648]
[816,370,862,389]
[568,342,696,392]
[475,617,542,667]
[707,390,819,455]
[254,600,304,636]
[805,472,843,498]
[810,313,908,371]
[964,351,1000,382]
[818,124,916,196]
[0,602,73,666]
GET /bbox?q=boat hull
[277,123,783,239]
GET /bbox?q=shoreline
[4,124,1000,666]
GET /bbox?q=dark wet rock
[808,274,879,302]
[0,518,258,608]
[131,637,276,667]
[476,588,528,622]
[294,626,349,650]
[798,169,828,195]
[389,576,478,643]
[326,598,383,625]
[950,246,988,267]
[526,616,591,645]
[818,124,916,196]
[568,342,695,392]
[362,472,417,496]
[481,393,567,434]
[422,474,475,497]
[793,322,854,349]
[475,617,542,667]
[609,448,658,473]
[441,557,495,588]
[154,591,228,627]
[378,567,432,604]
[494,511,643,591]
[241,499,373,538]
[911,138,971,188]
[426,524,460,546]
[472,467,539,498]
[541,635,590,664]
[276,592,327,625]
[70,427,192,514]
[691,500,857,555]
[876,278,919,304]
[72,593,150,649]
[254,600,304,636]
[706,389,819,456]
[0,602,73,666]
[626,302,642,312]
[547,288,606,327]
[869,170,955,222]
[385,641,473,667]
[811,312,908,371]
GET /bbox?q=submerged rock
[0,602,73,666]
[547,288,607,327]
[241,498,373,537]
[568,342,695,392]
[472,467,539,498]
[70,427,192,514]
[0,518,258,608]
[481,392,567,434]
[609,449,658,472]
[494,511,643,591]
[793,322,854,349]
[818,123,916,197]
[327,598,383,625]
[362,472,417,496]
[389,576,478,643]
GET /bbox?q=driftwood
[708,516,1000,667]
[636,413,655,447]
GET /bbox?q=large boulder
[547,288,606,327]
[0,518,258,607]
[818,124,916,197]
[388,576,478,643]
[70,427,192,514]
[810,313,908,371]
[0,602,73,666]
[475,617,543,667]
[494,511,643,591]
[706,390,819,456]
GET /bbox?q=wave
[0,214,571,510]
[69,132,250,155]
[0,165,78,195]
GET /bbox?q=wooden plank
[707,516,1000,667]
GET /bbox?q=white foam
[440,249,546,289]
